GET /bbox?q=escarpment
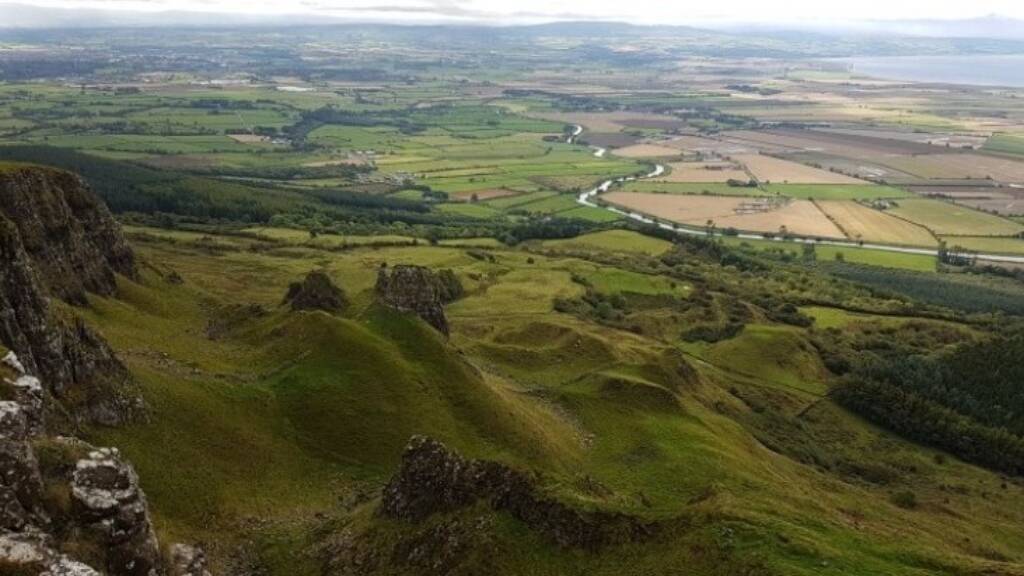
[0,165,141,425]
[375,265,463,336]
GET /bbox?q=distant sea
[839,54,1024,88]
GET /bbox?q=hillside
[5,25,1024,572]
[59,212,1024,575]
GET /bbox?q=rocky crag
[0,351,211,576]
[374,265,463,336]
[283,270,348,313]
[379,437,659,550]
[0,165,142,425]
[322,437,660,574]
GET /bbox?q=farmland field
[735,154,869,184]
[940,235,1024,254]
[719,236,939,271]
[612,144,684,158]
[887,198,1024,235]
[658,161,749,182]
[817,200,937,246]
[763,183,911,200]
[983,133,1024,156]
[883,153,1024,182]
[602,192,844,237]
[619,181,769,196]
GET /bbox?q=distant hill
[1,3,1023,43]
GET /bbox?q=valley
[2,19,1024,576]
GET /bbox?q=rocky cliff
[0,165,141,425]
[374,265,463,336]
[0,166,136,306]
[0,352,211,576]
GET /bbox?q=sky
[9,0,1024,25]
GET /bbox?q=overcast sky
[9,0,1024,25]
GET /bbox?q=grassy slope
[75,230,1024,575]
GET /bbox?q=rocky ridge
[380,436,660,549]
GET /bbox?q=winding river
[567,126,1024,265]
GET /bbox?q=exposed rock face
[380,436,659,550]
[283,270,348,313]
[374,266,463,336]
[0,352,210,576]
[0,166,136,305]
[168,544,212,576]
[0,166,141,424]
[0,532,101,576]
[71,447,162,576]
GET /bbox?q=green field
[983,133,1024,156]
[940,235,1024,255]
[720,236,938,271]
[538,229,675,256]
[888,198,1024,236]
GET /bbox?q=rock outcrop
[0,352,207,576]
[0,166,136,306]
[283,270,348,313]
[0,165,141,425]
[379,436,659,550]
[374,266,463,336]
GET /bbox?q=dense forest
[830,333,1024,476]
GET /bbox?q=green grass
[983,133,1024,156]
[557,206,624,222]
[939,235,1024,255]
[720,236,938,272]
[67,228,1024,575]
[763,184,911,200]
[888,199,1024,236]
[538,230,675,256]
[0,160,39,173]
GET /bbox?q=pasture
[887,198,1024,236]
[720,236,938,271]
[940,235,1024,255]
